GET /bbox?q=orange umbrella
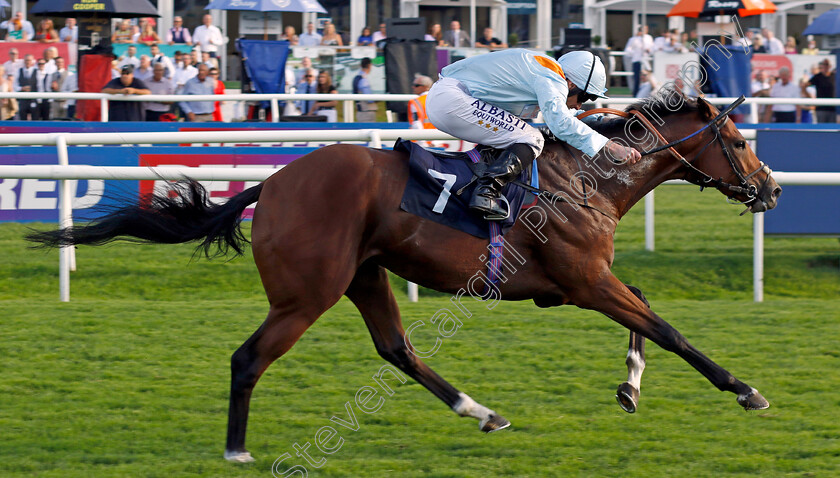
[668,0,777,17]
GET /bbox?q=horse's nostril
[772,187,782,199]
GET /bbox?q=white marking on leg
[626,349,645,391]
[452,392,495,424]
[224,450,255,463]
[737,387,758,403]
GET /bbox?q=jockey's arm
[535,77,640,164]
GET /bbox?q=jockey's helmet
[558,51,609,99]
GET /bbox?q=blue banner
[237,40,291,96]
[699,45,752,116]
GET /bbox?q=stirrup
[475,195,510,221]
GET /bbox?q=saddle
[396,139,537,240]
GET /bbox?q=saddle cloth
[396,139,535,239]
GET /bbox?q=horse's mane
[544,87,701,140]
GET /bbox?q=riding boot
[469,149,524,220]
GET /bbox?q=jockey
[426,49,642,220]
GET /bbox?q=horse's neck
[540,133,688,220]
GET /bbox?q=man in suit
[32,58,52,120]
[445,20,470,48]
[15,54,37,120]
[295,68,318,115]
[51,56,74,118]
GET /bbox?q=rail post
[100,98,108,122]
[753,211,764,303]
[344,100,354,123]
[645,190,655,251]
[367,129,382,149]
[270,98,280,122]
[56,134,73,302]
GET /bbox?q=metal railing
[4,92,840,124]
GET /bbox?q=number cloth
[396,139,533,238]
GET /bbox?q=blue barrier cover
[756,130,840,235]
[0,146,316,222]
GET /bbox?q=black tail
[26,181,263,257]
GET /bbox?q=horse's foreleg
[579,274,769,411]
[345,262,510,433]
[616,285,648,413]
[225,305,322,462]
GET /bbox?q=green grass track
[0,186,837,477]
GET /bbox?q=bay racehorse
[28,90,781,463]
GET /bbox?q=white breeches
[426,77,545,158]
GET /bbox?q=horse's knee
[230,347,259,391]
[625,284,650,307]
[652,323,688,353]
[378,345,418,372]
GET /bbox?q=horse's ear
[696,97,717,121]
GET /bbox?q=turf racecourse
[1,187,838,477]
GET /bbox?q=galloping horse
[28,90,781,463]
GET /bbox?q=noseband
[580,96,773,205]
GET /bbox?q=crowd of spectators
[625,24,837,124]
[0,9,834,124]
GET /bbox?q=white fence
[4,91,840,124]
[0,92,419,123]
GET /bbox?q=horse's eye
[734,140,746,150]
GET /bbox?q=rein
[576,97,771,202]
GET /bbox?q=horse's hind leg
[345,262,510,432]
[616,285,648,413]
[224,303,326,462]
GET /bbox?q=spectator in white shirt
[3,49,23,81]
[762,29,785,55]
[59,18,78,42]
[149,44,175,78]
[624,25,654,97]
[118,45,141,70]
[763,67,800,123]
[298,22,322,47]
[42,47,59,75]
[130,24,141,44]
[371,23,387,44]
[193,14,224,58]
[173,52,198,93]
[751,70,770,95]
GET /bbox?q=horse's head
[687,97,781,213]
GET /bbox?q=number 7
[427,169,457,214]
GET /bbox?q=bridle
[579,96,773,206]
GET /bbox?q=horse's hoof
[224,450,255,463]
[737,388,770,411]
[616,382,639,414]
[479,414,511,433]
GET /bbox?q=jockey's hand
[606,140,642,165]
